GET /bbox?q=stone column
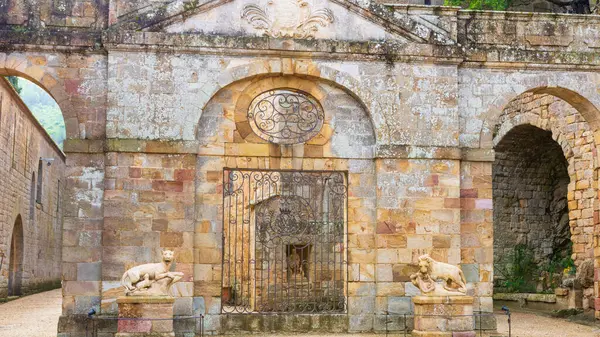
[116,296,175,336]
[412,296,475,337]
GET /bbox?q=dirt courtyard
[1,289,599,337]
[0,289,62,337]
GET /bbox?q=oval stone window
[247,89,325,144]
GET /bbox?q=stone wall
[100,151,196,314]
[1,0,106,29]
[3,1,600,333]
[459,160,494,314]
[0,77,65,298]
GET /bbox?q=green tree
[4,76,65,149]
[445,0,593,12]
[444,0,510,10]
[7,76,22,94]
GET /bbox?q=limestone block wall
[1,0,107,29]
[459,161,494,312]
[0,78,66,298]
[105,52,459,148]
[374,158,477,325]
[100,151,196,314]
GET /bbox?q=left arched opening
[5,76,66,149]
[8,215,24,296]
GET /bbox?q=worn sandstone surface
[1,0,600,336]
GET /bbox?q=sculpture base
[116,296,175,337]
[412,296,475,337]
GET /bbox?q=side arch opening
[8,215,24,296]
[491,91,596,310]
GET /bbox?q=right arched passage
[492,92,596,309]
[493,125,570,288]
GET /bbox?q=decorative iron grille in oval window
[247,89,325,144]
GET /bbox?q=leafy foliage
[542,243,576,277]
[496,243,576,293]
[444,0,510,10]
[496,244,539,293]
[7,76,22,94]
[5,77,65,149]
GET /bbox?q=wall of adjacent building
[0,78,66,298]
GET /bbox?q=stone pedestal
[555,287,569,309]
[568,289,583,309]
[116,296,175,337]
[412,296,475,337]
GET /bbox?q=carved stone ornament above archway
[241,0,334,39]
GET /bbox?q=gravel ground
[0,289,61,337]
[1,289,599,337]
[493,309,600,337]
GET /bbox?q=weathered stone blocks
[116,296,175,337]
[412,296,475,337]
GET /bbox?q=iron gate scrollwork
[222,169,347,314]
[247,89,325,145]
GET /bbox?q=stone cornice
[1,7,599,69]
[93,139,496,161]
[101,30,600,69]
[102,31,463,64]
[0,29,103,53]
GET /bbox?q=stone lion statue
[121,250,184,296]
[410,254,467,296]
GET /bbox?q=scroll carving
[242,0,334,39]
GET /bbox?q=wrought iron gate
[222,169,347,314]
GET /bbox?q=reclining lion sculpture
[410,254,467,296]
[121,250,184,296]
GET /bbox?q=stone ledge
[221,314,348,333]
[95,139,501,161]
[64,139,105,154]
[103,31,462,63]
[412,331,453,337]
[115,333,175,337]
[0,28,101,50]
[493,293,556,303]
[461,148,495,162]
[117,296,175,304]
[105,139,198,154]
[413,296,474,305]
[376,145,462,160]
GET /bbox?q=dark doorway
[8,215,24,296]
[493,125,570,292]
